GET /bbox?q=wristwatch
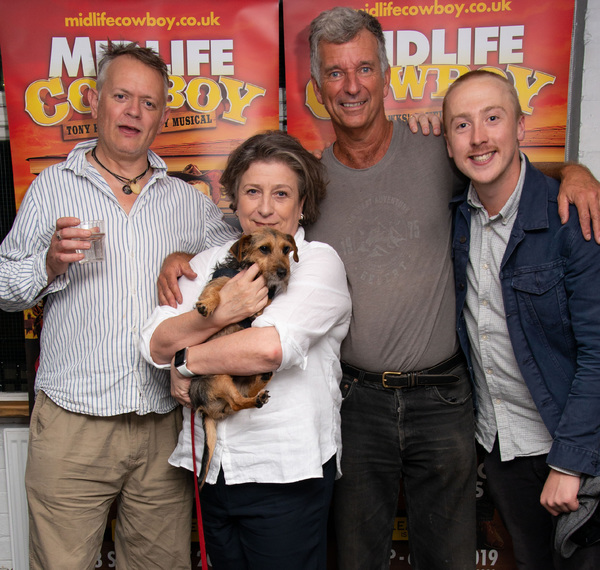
[174,347,195,377]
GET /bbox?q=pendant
[129,181,141,195]
[122,185,133,195]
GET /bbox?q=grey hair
[309,7,389,87]
[96,41,169,103]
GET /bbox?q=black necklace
[91,147,151,195]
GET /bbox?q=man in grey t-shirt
[305,8,476,569]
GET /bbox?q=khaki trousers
[26,391,194,570]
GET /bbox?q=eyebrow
[451,105,507,122]
[322,59,376,73]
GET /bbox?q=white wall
[579,1,600,177]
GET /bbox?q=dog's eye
[259,245,271,254]
[282,246,290,255]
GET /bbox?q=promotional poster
[284,0,575,165]
[0,0,280,214]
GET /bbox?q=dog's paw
[255,390,270,407]
[195,302,208,316]
[261,372,273,382]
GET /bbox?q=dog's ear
[286,235,299,262]
[230,234,253,261]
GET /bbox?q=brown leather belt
[341,352,464,389]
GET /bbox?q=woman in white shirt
[140,131,351,570]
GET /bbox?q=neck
[332,118,393,169]
[93,143,150,179]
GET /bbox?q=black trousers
[484,438,600,570]
[200,455,336,570]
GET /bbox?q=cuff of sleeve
[550,465,581,477]
[35,250,69,296]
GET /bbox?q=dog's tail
[198,414,218,490]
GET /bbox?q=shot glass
[76,220,105,264]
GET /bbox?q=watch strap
[174,348,196,378]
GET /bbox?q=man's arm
[557,163,600,243]
[157,252,196,307]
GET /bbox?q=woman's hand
[171,366,192,407]
[210,264,269,328]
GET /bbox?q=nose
[257,195,274,217]
[276,266,288,280]
[471,121,487,146]
[125,98,142,118]
[343,71,361,95]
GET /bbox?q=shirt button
[482,334,489,341]
[482,263,489,270]
[486,368,493,375]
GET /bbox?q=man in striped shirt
[0,42,238,569]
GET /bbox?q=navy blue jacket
[452,156,600,476]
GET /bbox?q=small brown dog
[190,227,299,487]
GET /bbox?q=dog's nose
[277,267,287,279]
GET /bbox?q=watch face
[174,348,187,368]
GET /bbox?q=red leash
[191,410,209,569]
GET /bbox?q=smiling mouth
[470,151,495,163]
[341,101,366,109]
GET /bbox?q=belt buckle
[382,371,402,388]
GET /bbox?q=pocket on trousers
[29,391,64,440]
[432,372,472,405]
[339,374,358,401]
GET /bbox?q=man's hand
[540,469,581,516]
[171,364,192,407]
[157,252,196,307]
[558,163,600,243]
[46,217,90,282]
[408,113,442,136]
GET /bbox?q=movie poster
[0,0,280,217]
[284,0,575,166]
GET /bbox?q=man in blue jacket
[446,69,600,569]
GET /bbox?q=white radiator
[4,428,29,570]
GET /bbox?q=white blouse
[140,227,352,485]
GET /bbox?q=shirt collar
[61,139,168,178]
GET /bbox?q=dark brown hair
[220,131,328,227]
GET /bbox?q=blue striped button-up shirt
[0,139,239,416]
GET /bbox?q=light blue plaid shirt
[464,153,554,461]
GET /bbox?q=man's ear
[158,107,171,135]
[444,134,454,158]
[383,65,391,99]
[517,114,525,143]
[311,77,324,106]
[89,87,100,119]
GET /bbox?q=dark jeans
[200,455,336,570]
[333,360,477,570]
[484,438,600,570]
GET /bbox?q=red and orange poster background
[0,0,279,212]
[284,0,575,166]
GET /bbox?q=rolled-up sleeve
[253,241,351,372]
